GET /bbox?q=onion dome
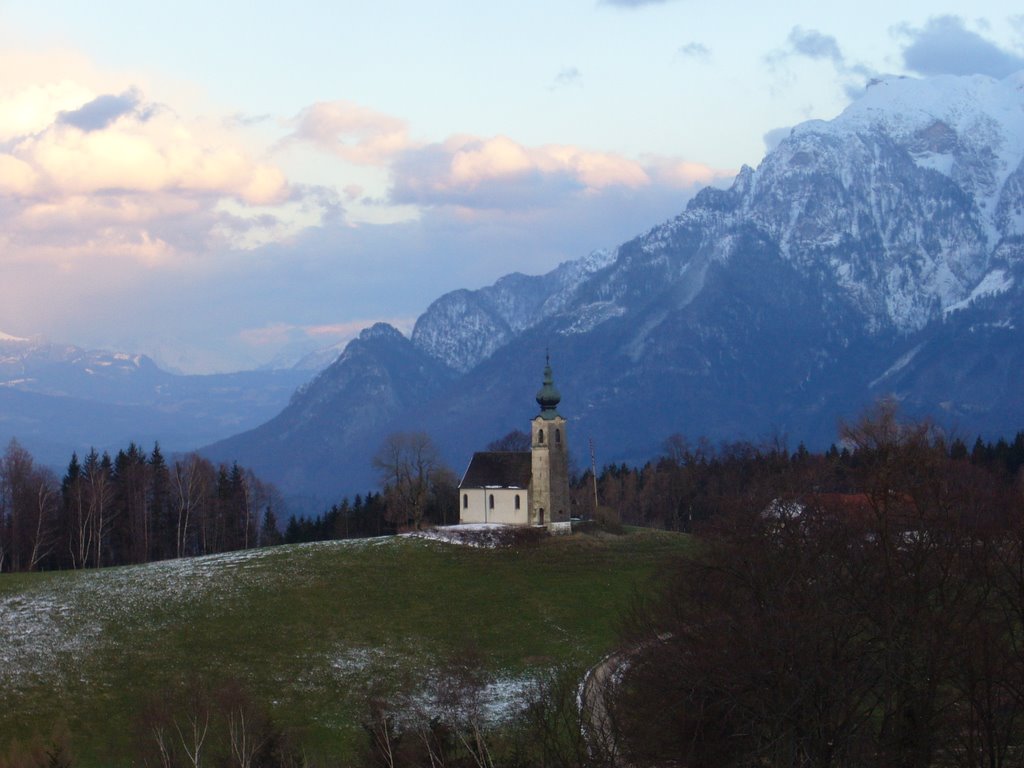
[535,355,562,419]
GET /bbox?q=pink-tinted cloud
[390,134,725,210]
[238,318,414,348]
[10,105,286,204]
[283,101,729,213]
[285,100,414,165]
[0,73,292,270]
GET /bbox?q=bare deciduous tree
[171,454,214,558]
[373,432,450,531]
[0,439,59,573]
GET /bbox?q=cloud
[766,27,875,98]
[56,88,150,132]
[283,101,727,215]
[779,26,873,79]
[551,67,583,89]
[284,100,414,165]
[678,42,711,60]
[388,135,723,211]
[788,28,843,64]
[0,68,299,279]
[237,317,414,357]
[283,107,727,214]
[3,88,287,204]
[897,16,1024,78]
[0,81,96,142]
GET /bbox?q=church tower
[530,356,570,526]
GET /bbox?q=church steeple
[535,354,562,420]
[530,354,569,526]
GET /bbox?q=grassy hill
[0,528,690,765]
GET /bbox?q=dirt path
[580,650,628,763]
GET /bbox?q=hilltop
[0,528,688,765]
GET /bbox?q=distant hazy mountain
[208,71,1024,505]
[0,335,310,467]
[205,323,456,504]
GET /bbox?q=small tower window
[515,494,521,510]
[538,429,544,445]
[555,428,561,444]
[462,494,468,509]
[489,494,495,510]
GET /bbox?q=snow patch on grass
[401,670,539,727]
[0,594,85,689]
[404,524,529,549]
[0,539,400,689]
[329,646,389,676]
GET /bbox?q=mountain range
[206,71,1024,506]
[0,334,310,467]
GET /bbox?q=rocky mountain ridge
[410,248,617,372]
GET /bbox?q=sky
[0,1,1022,372]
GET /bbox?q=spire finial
[536,354,561,419]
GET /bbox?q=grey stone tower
[530,356,570,526]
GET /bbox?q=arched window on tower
[538,429,545,445]
[555,428,561,444]
[462,494,468,509]
[515,494,521,510]
[489,494,495,510]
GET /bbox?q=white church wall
[459,487,530,526]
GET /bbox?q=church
[458,358,571,528]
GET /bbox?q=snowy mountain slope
[411,249,616,372]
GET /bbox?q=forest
[576,421,1024,532]
[605,406,1024,768]
[0,440,280,572]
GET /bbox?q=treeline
[283,431,462,542]
[607,406,1024,768]
[281,487,463,544]
[579,426,1024,530]
[0,439,280,573]
[281,493,389,543]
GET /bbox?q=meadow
[0,528,689,765]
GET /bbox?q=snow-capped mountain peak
[803,72,1024,247]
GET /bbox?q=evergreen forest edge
[3,401,1024,573]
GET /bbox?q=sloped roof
[459,451,531,489]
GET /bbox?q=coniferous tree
[259,506,281,547]
[112,443,149,564]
